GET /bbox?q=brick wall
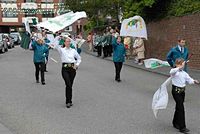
[145,13,200,70]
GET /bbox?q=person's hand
[49,44,54,48]
[178,61,185,70]
[73,65,78,70]
[194,80,199,84]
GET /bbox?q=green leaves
[64,0,200,29]
[168,0,200,16]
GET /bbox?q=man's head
[178,39,186,47]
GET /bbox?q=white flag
[120,16,147,40]
[152,77,171,118]
[37,11,87,33]
[24,18,31,34]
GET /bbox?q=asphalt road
[0,46,200,134]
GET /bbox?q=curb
[84,50,170,77]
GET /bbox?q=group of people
[91,29,145,66]
[28,26,199,133]
[30,29,82,108]
[166,38,199,133]
[111,36,199,133]
[93,33,199,133]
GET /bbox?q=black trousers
[34,62,45,82]
[114,62,123,80]
[108,44,113,56]
[97,45,102,56]
[62,67,76,104]
[103,45,109,57]
[172,85,186,129]
[44,57,48,71]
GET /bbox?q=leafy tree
[167,0,200,16]
[64,0,124,27]
[123,0,156,19]
[64,0,200,31]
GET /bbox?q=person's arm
[185,48,189,61]
[166,48,175,67]
[170,61,185,75]
[170,68,180,76]
[74,50,81,69]
[49,39,62,54]
[44,38,50,43]
[112,37,117,48]
[31,41,37,50]
[185,73,195,84]
[135,39,143,48]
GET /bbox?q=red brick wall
[145,13,200,70]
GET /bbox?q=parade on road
[0,1,200,134]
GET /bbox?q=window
[25,0,36,2]
[2,11,17,18]
[0,0,16,2]
[42,10,54,18]
[25,14,35,17]
[22,9,36,17]
[41,0,53,3]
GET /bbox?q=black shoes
[36,80,45,85]
[179,128,190,133]
[42,81,46,85]
[173,123,180,129]
[115,79,121,82]
[66,103,73,108]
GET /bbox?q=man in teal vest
[167,39,189,71]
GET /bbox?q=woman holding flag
[31,34,49,85]
[51,37,81,108]
[112,36,126,82]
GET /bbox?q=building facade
[0,0,87,35]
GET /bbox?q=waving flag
[152,77,171,118]
[120,16,147,40]
[37,11,87,33]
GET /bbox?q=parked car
[10,32,21,45]
[3,34,14,49]
[0,34,8,53]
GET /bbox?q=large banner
[24,18,31,34]
[152,77,171,118]
[120,16,147,40]
[37,11,87,33]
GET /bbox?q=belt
[62,63,74,68]
[172,85,185,93]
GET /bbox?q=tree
[123,0,156,19]
[64,0,124,27]
[64,0,200,30]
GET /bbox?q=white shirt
[53,36,61,46]
[178,45,184,53]
[55,45,81,66]
[170,68,194,87]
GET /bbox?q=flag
[24,18,31,34]
[20,32,31,49]
[37,11,87,33]
[120,16,147,40]
[152,77,171,118]
[76,38,86,48]
[143,58,170,69]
